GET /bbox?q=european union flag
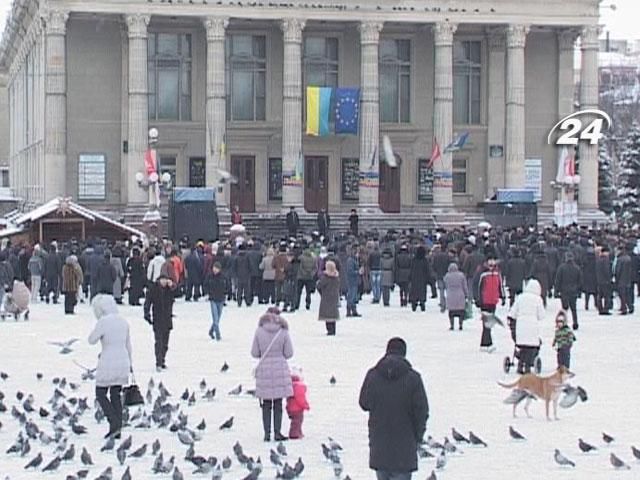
[335,87,360,135]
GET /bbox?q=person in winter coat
[508,279,545,373]
[552,310,576,369]
[286,368,310,439]
[348,209,359,237]
[248,243,264,305]
[596,247,613,315]
[503,248,527,306]
[235,244,253,307]
[317,260,340,335]
[317,208,330,239]
[43,245,62,304]
[296,248,317,310]
[110,250,126,304]
[345,247,361,317]
[368,245,382,304]
[395,245,412,307]
[286,207,300,238]
[126,247,145,306]
[203,262,226,340]
[260,247,276,304]
[251,312,294,442]
[409,246,432,312]
[474,257,505,352]
[62,255,83,314]
[184,246,204,302]
[272,246,289,307]
[89,246,105,300]
[89,295,133,438]
[614,244,634,315]
[27,247,44,303]
[443,263,469,331]
[431,244,450,313]
[529,250,551,307]
[380,248,395,307]
[555,252,582,329]
[582,248,598,310]
[96,250,117,296]
[145,274,175,371]
[359,337,429,480]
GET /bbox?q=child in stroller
[0,280,30,321]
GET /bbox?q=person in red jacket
[286,368,310,439]
[473,256,505,353]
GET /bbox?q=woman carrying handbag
[89,294,133,439]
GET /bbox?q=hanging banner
[359,171,379,188]
[524,158,542,201]
[432,171,453,189]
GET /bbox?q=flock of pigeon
[0,363,354,480]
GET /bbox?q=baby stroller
[503,317,541,374]
[0,281,30,321]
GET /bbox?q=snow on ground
[0,291,639,480]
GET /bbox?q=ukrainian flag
[306,86,332,136]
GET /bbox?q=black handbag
[123,372,144,407]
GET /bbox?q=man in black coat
[317,208,330,239]
[247,243,263,304]
[555,252,583,329]
[348,209,359,237]
[596,247,613,315]
[95,250,117,296]
[145,274,175,371]
[359,337,429,480]
[184,247,204,302]
[614,245,633,315]
[234,244,252,307]
[286,207,300,238]
[43,245,62,304]
[504,248,527,306]
[430,244,450,313]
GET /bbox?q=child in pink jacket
[286,368,310,439]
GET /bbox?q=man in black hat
[359,337,429,480]
[286,206,300,238]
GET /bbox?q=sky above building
[0,0,638,45]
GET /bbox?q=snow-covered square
[1,293,639,480]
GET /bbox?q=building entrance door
[304,156,328,213]
[379,160,401,213]
[230,156,256,212]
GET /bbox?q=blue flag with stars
[334,87,360,135]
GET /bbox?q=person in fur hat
[317,260,340,335]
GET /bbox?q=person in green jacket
[552,311,576,369]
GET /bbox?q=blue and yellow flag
[306,86,332,136]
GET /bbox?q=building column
[486,28,506,196]
[204,17,228,207]
[432,22,457,207]
[125,14,150,204]
[578,25,600,209]
[505,24,529,189]
[43,9,69,200]
[358,21,383,211]
[281,18,306,209]
[557,29,578,120]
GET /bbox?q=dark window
[380,39,411,123]
[303,37,339,126]
[0,169,9,188]
[268,158,282,201]
[78,154,106,200]
[341,158,359,201]
[452,157,467,194]
[148,33,192,121]
[226,35,267,121]
[417,159,434,202]
[453,40,481,125]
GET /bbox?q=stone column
[358,21,383,211]
[281,19,305,209]
[125,14,151,204]
[505,24,529,188]
[432,22,457,207]
[204,17,228,206]
[578,25,600,209]
[43,9,69,200]
[557,30,578,120]
[486,28,506,196]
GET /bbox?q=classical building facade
[1,0,600,217]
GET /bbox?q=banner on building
[306,87,332,136]
[359,170,379,188]
[334,87,360,135]
[432,171,453,189]
[524,158,542,201]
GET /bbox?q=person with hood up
[88,295,132,438]
[507,279,545,374]
[286,366,310,439]
[443,263,468,331]
[359,337,429,480]
[251,311,294,442]
[62,255,83,314]
[145,274,175,371]
[408,245,432,312]
[317,260,340,335]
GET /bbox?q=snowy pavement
[0,292,639,479]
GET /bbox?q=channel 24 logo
[547,109,612,146]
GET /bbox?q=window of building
[453,40,481,125]
[78,154,106,200]
[452,157,467,194]
[227,35,267,121]
[380,39,411,123]
[0,169,9,188]
[268,158,282,201]
[341,158,359,201]
[303,37,339,125]
[148,33,192,121]
[417,159,434,202]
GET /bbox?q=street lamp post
[136,128,172,240]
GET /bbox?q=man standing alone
[359,337,429,480]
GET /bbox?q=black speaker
[169,188,219,242]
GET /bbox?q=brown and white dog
[498,366,575,420]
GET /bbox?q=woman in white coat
[89,294,133,438]
[508,279,545,374]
